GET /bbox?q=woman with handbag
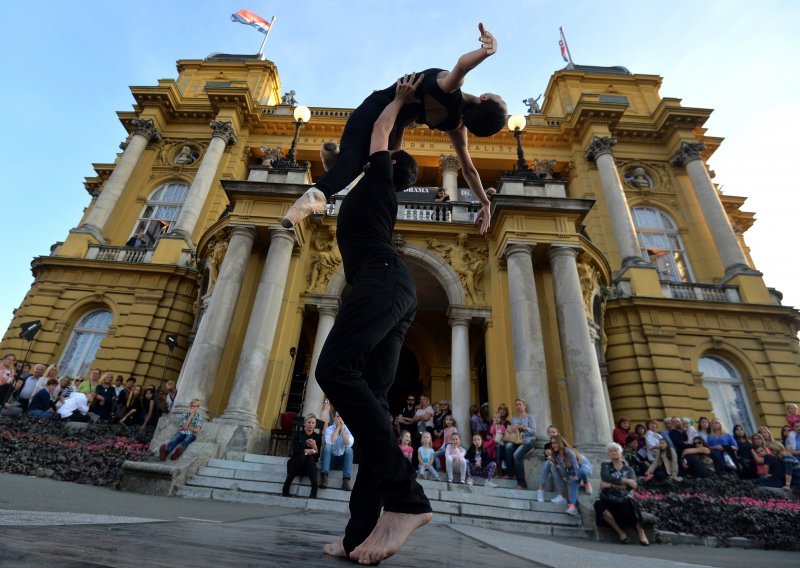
[497,399,535,488]
[594,442,649,545]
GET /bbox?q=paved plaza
[0,474,796,568]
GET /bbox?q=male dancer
[282,22,505,236]
[316,73,432,565]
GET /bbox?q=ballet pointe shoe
[281,187,327,229]
[320,142,339,171]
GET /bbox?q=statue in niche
[427,233,487,304]
[306,227,342,293]
[530,159,556,180]
[623,166,654,189]
[260,146,284,166]
[174,145,199,165]
[281,90,297,106]
[576,255,600,318]
[206,237,228,294]
[522,94,542,114]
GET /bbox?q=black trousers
[283,454,319,498]
[315,91,402,197]
[316,255,431,556]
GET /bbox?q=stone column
[80,119,160,240]
[302,299,339,418]
[503,243,552,431]
[548,246,611,449]
[172,225,256,416]
[449,312,471,436]
[439,154,460,202]
[172,121,238,243]
[671,142,751,276]
[584,137,646,266]
[219,228,296,424]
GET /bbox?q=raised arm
[438,23,497,93]
[448,126,491,234]
[370,73,424,155]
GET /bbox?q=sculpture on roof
[281,90,297,106]
[522,95,542,115]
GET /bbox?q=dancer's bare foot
[350,511,432,565]
[281,187,327,229]
[322,536,347,558]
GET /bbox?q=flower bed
[0,415,153,488]
[635,477,800,550]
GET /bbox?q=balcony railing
[327,196,481,224]
[86,244,152,263]
[661,282,740,303]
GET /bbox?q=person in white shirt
[320,411,355,491]
[57,391,96,422]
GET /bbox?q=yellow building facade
[3,53,798,454]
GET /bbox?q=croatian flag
[231,9,272,34]
[559,39,569,63]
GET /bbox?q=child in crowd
[432,414,458,468]
[446,432,468,484]
[159,398,202,461]
[399,430,413,462]
[465,433,497,487]
[786,403,800,427]
[469,404,487,437]
[417,431,439,480]
[489,413,506,468]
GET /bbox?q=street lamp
[507,113,529,173]
[286,105,311,165]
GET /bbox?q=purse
[503,428,523,445]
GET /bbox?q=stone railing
[86,244,152,263]
[327,196,481,224]
[661,282,740,303]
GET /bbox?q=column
[584,137,646,266]
[172,121,237,243]
[220,228,296,424]
[503,243,552,431]
[548,246,611,449]
[439,154,460,202]
[80,119,160,239]
[449,312,471,437]
[172,225,256,416]
[671,142,751,276]
[302,299,339,417]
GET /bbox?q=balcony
[327,196,482,224]
[86,244,152,263]
[660,282,740,303]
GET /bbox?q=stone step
[449,515,593,539]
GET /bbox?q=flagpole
[559,26,575,69]
[257,16,276,58]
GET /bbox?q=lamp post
[507,114,529,173]
[285,105,311,165]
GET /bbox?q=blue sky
[1,1,799,330]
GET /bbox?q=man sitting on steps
[320,410,355,491]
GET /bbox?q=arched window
[130,182,189,246]
[58,310,113,378]
[698,355,756,435]
[631,206,693,282]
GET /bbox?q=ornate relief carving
[427,233,487,305]
[259,146,284,166]
[306,226,342,293]
[174,145,200,165]
[154,139,208,166]
[670,142,705,167]
[584,136,617,162]
[210,121,238,146]
[577,254,601,318]
[622,166,654,189]
[438,154,460,173]
[131,119,161,143]
[206,233,229,294]
[530,159,556,180]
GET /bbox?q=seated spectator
[786,403,800,428]
[644,419,662,462]
[633,423,648,460]
[79,368,102,394]
[118,385,143,425]
[469,404,487,438]
[750,433,772,479]
[680,437,714,478]
[320,411,354,491]
[434,188,450,203]
[164,380,178,413]
[783,421,800,489]
[733,425,756,479]
[140,386,161,430]
[414,395,435,438]
[432,400,450,451]
[681,417,699,443]
[445,432,468,484]
[497,403,511,426]
[114,375,125,398]
[465,433,497,487]
[432,414,458,468]
[56,377,72,406]
[758,425,786,455]
[399,430,413,462]
[18,363,45,411]
[644,439,682,483]
[487,412,506,463]
[57,391,96,422]
[498,398,535,489]
[612,417,630,447]
[1,377,25,416]
[623,435,649,476]
[551,435,588,515]
[417,431,439,481]
[26,379,58,419]
[0,353,16,386]
[536,426,565,504]
[707,419,738,472]
[281,414,321,498]
[668,417,690,455]
[32,365,59,398]
[159,398,203,461]
[781,425,792,445]
[594,442,649,545]
[92,372,116,423]
[696,417,711,442]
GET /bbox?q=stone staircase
[175,453,594,539]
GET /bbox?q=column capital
[499,241,536,260]
[268,226,297,246]
[670,142,705,167]
[447,304,490,327]
[438,154,461,174]
[229,224,257,242]
[210,121,238,146]
[547,245,579,262]
[131,119,161,143]
[584,136,617,162]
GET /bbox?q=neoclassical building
[3,52,798,455]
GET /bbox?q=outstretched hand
[478,22,496,56]
[395,72,424,104]
[475,202,491,235]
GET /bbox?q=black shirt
[377,68,463,132]
[290,430,323,462]
[28,388,55,413]
[337,151,398,283]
